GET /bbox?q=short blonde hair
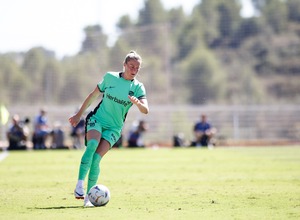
[124,50,142,64]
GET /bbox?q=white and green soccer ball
[88,184,110,206]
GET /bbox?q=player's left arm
[128,96,149,114]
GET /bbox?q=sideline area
[0,150,9,162]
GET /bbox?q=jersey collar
[119,72,134,82]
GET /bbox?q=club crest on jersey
[88,120,96,127]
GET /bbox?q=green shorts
[86,115,121,148]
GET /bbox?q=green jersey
[88,72,146,132]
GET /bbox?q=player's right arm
[128,96,149,114]
[69,86,101,127]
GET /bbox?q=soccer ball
[88,184,110,207]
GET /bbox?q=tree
[22,47,51,82]
[80,25,108,54]
[251,0,266,15]
[176,13,204,60]
[109,40,131,70]
[166,7,187,62]
[136,0,167,55]
[137,0,166,26]
[231,17,261,47]
[287,0,300,22]
[217,0,242,45]
[1,0,299,105]
[262,0,288,33]
[117,15,134,30]
[0,54,30,104]
[196,0,220,47]
[22,47,55,102]
[168,7,186,35]
[195,0,242,48]
[180,47,227,104]
[60,55,94,103]
[42,59,63,103]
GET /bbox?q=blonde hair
[124,50,142,64]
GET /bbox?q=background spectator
[70,114,85,149]
[191,114,217,147]
[6,114,30,150]
[32,108,50,149]
[173,133,185,147]
[50,121,67,149]
[127,120,148,148]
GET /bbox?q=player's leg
[83,129,119,206]
[87,139,110,193]
[84,139,110,206]
[74,129,101,199]
[86,128,118,192]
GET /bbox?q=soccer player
[69,50,149,207]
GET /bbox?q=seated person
[50,121,67,149]
[70,116,85,149]
[192,114,216,147]
[6,114,29,150]
[32,108,50,149]
[127,120,148,148]
[173,133,185,147]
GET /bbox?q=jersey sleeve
[97,73,108,92]
[136,83,147,99]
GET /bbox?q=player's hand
[128,95,149,114]
[128,95,140,105]
[69,114,81,127]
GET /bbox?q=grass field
[0,146,299,220]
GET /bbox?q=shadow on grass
[30,206,84,210]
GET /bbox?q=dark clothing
[191,135,210,147]
[173,134,185,147]
[193,121,212,147]
[127,121,147,148]
[7,124,27,150]
[33,113,49,149]
[50,128,66,149]
[70,118,85,149]
[128,131,140,147]
[71,119,85,137]
[194,122,211,133]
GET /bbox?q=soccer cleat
[74,185,85,199]
[84,196,94,207]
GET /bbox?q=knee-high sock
[78,139,98,180]
[87,153,102,193]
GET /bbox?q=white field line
[0,150,9,162]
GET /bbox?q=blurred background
[0,0,299,147]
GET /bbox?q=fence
[1,104,299,148]
[133,105,300,146]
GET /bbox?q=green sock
[78,139,98,180]
[87,153,102,193]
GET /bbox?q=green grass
[0,147,299,220]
